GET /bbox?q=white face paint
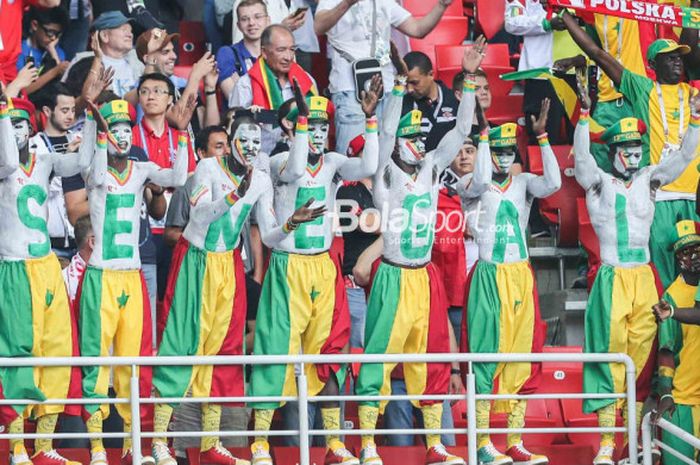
[490,147,516,174]
[232,123,262,165]
[397,136,426,166]
[107,122,133,157]
[612,143,643,179]
[12,120,30,150]
[308,121,329,155]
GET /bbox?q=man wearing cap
[352,47,484,465]
[76,98,193,465]
[561,11,700,291]
[573,75,700,465]
[651,220,700,465]
[0,95,93,465]
[457,100,557,465]
[149,107,324,465]
[248,79,380,465]
[91,10,144,97]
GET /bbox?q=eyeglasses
[239,13,268,24]
[138,88,171,97]
[40,24,63,39]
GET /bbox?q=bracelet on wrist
[450,368,460,375]
[669,304,675,319]
[660,393,674,402]
[205,89,217,96]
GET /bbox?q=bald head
[261,24,297,76]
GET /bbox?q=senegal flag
[501,67,605,134]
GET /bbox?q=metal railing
[642,412,700,465]
[0,352,638,465]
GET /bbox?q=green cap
[600,117,646,145]
[99,99,135,126]
[397,110,422,138]
[647,39,691,63]
[488,123,520,148]
[671,219,700,253]
[286,96,335,123]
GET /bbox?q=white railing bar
[306,427,627,436]
[0,430,300,440]
[0,392,624,406]
[307,393,626,402]
[655,417,700,449]
[653,439,700,465]
[0,352,634,367]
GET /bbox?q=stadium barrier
[0,352,637,465]
[641,412,700,465]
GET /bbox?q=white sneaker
[593,446,615,465]
[89,448,108,465]
[152,443,176,465]
[359,444,383,465]
[250,441,273,465]
[10,444,32,465]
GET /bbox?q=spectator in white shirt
[315,0,456,154]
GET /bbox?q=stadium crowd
[0,1,700,465]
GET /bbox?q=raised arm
[457,129,492,198]
[277,80,310,183]
[256,180,327,248]
[651,96,700,186]
[336,75,381,180]
[314,0,357,36]
[0,102,20,179]
[561,10,623,87]
[190,165,253,226]
[525,99,561,198]
[573,72,602,191]
[52,114,98,177]
[144,132,189,188]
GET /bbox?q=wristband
[479,130,489,143]
[537,132,550,147]
[205,89,217,96]
[283,218,299,234]
[0,104,8,119]
[463,79,476,93]
[542,19,552,32]
[225,191,240,206]
[691,114,700,127]
[392,84,406,97]
[660,394,674,402]
[450,368,460,375]
[177,132,188,147]
[366,116,378,133]
[96,132,107,149]
[296,116,308,133]
[669,304,675,319]
[86,110,95,121]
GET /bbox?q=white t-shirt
[317,0,411,94]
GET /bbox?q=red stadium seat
[475,0,505,39]
[408,17,469,66]
[528,145,584,247]
[434,44,514,94]
[403,0,463,17]
[177,21,207,66]
[485,95,523,126]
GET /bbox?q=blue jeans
[281,401,347,446]
[142,263,157,350]
[204,0,225,53]
[448,306,463,347]
[60,17,90,61]
[347,287,367,349]
[332,91,388,156]
[384,378,455,446]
